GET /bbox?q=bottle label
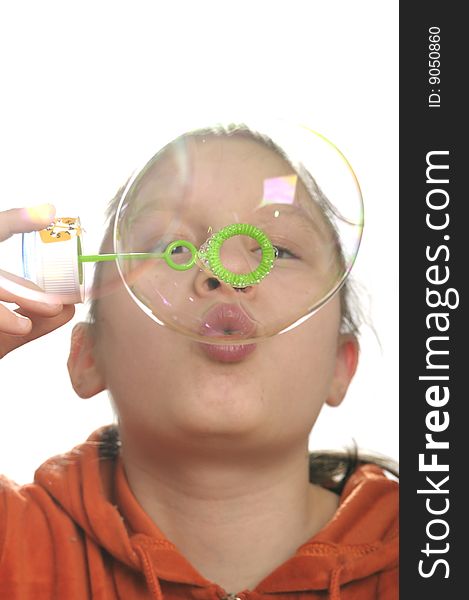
[39,217,82,244]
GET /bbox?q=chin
[173,394,267,433]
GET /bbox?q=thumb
[0,304,75,358]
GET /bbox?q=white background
[0,0,398,484]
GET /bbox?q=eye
[251,245,298,260]
[273,246,298,260]
[168,243,190,255]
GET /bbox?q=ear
[326,334,359,408]
[67,322,106,399]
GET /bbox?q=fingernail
[26,203,56,223]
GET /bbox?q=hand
[0,205,75,359]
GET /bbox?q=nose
[194,271,257,297]
[193,227,264,297]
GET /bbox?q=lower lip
[198,341,257,363]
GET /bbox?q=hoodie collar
[34,426,398,598]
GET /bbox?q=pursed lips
[198,303,257,362]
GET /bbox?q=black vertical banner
[400,2,464,596]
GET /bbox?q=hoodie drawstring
[133,545,165,600]
[328,565,344,600]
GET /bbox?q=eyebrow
[260,174,336,238]
[128,193,333,245]
[255,202,332,242]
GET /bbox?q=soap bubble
[113,119,363,343]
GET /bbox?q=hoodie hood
[33,426,398,599]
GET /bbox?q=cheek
[94,290,169,389]
[274,303,342,400]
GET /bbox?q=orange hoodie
[0,426,398,599]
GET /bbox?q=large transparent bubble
[0,119,363,341]
[114,119,363,344]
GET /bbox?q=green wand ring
[197,223,276,287]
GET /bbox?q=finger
[16,303,76,340]
[0,304,76,358]
[0,302,32,335]
[0,204,56,242]
[0,270,64,311]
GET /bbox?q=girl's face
[68,135,358,458]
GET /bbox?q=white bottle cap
[22,217,85,304]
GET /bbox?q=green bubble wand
[79,223,277,288]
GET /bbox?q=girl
[0,125,398,599]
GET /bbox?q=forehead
[136,135,291,200]
[129,134,332,235]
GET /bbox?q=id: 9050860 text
[428,26,441,108]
